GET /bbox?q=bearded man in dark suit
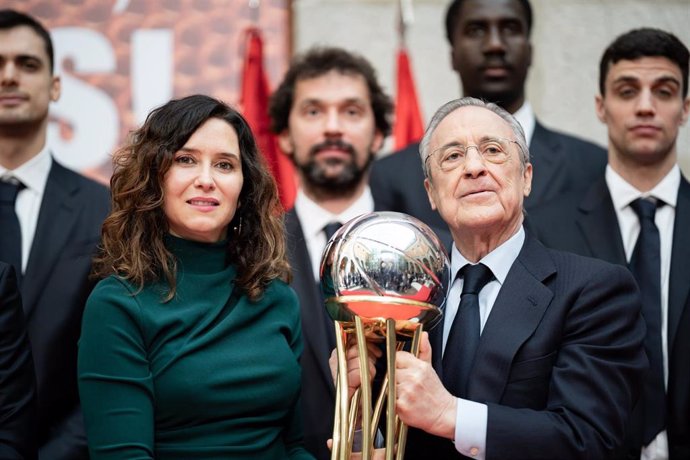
[268,47,393,460]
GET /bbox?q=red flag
[393,47,424,151]
[240,27,296,210]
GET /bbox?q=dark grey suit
[22,160,110,459]
[405,235,646,459]
[0,262,36,460]
[285,209,335,460]
[528,176,690,460]
[370,121,607,230]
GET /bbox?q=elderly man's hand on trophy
[394,332,457,441]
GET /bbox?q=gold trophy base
[331,317,423,460]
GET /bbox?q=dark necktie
[323,221,342,242]
[320,222,342,349]
[0,180,24,284]
[629,198,666,444]
[442,263,494,398]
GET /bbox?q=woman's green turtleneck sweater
[78,236,314,460]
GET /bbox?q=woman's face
[162,118,244,243]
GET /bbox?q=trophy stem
[348,388,360,448]
[385,318,397,460]
[395,325,423,460]
[334,321,351,460]
[354,317,373,460]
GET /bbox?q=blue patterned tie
[0,179,24,283]
[629,198,666,444]
[443,263,494,398]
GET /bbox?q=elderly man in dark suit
[268,47,393,459]
[385,97,646,460]
[370,0,606,230]
[0,262,36,460]
[0,10,109,459]
[529,28,690,460]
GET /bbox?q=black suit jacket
[22,160,110,459]
[370,121,607,230]
[285,209,336,460]
[0,262,37,460]
[527,176,690,460]
[405,235,646,460]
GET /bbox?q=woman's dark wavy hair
[94,94,290,301]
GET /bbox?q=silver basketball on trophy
[320,211,450,338]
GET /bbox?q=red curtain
[393,47,424,151]
[240,27,296,210]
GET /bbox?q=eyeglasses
[425,137,521,172]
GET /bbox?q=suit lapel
[668,178,690,351]
[285,210,335,393]
[468,236,555,403]
[430,310,445,376]
[575,179,627,265]
[527,122,565,207]
[22,161,80,315]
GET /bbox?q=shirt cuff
[454,398,487,459]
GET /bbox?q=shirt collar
[294,186,375,239]
[606,164,680,211]
[450,225,525,286]
[512,101,536,147]
[0,146,52,194]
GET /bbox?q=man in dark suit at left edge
[0,10,109,459]
[0,262,37,460]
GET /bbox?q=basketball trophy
[320,212,450,460]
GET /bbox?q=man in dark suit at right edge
[0,10,109,459]
[370,0,607,230]
[529,28,690,459]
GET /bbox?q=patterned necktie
[629,198,666,445]
[442,263,494,398]
[0,179,25,284]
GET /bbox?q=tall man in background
[529,28,690,460]
[370,0,607,229]
[269,47,393,460]
[0,10,109,459]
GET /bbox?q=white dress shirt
[293,187,375,281]
[0,146,52,273]
[606,165,678,460]
[444,226,526,459]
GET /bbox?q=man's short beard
[299,153,374,197]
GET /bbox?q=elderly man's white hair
[419,97,530,178]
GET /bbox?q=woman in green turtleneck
[78,95,314,460]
